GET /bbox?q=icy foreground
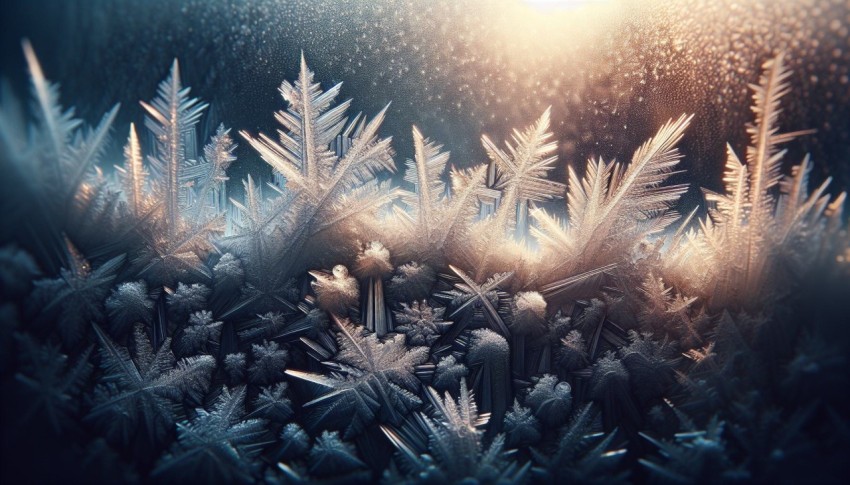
[0,44,848,483]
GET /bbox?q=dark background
[1,0,848,211]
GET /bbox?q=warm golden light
[524,0,610,9]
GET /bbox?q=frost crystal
[249,340,289,384]
[105,280,154,338]
[154,386,268,484]
[531,114,692,294]
[251,382,294,423]
[525,374,572,428]
[88,324,214,444]
[2,39,848,484]
[240,53,398,277]
[504,400,541,447]
[310,264,359,315]
[390,126,487,263]
[285,316,427,437]
[395,301,450,347]
[308,430,366,477]
[353,241,393,335]
[387,261,437,302]
[30,245,123,346]
[467,328,511,428]
[176,310,223,356]
[432,354,469,393]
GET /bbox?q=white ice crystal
[309,264,359,315]
[531,114,692,293]
[665,54,847,307]
[240,53,399,277]
[389,126,488,263]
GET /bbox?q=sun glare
[523,0,611,10]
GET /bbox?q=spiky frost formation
[252,382,293,423]
[310,264,359,315]
[105,280,154,337]
[167,282,210,321]
[308,430,367,478]
[531,114,692,298]
[88,324,215,445]
[666,54,846,308]
[249,340,288,384]
[387,261,437,302]
[285,316,428,437]
[394,300,449,346]
[353,240,392,279]
[278,423,310,460]
[2,46,849,484]
[153,386,268,484]
[353,241,393,335]
[432,354,469,393]
[467,328,511,429]
[388,126,487,263]
[176,310,222,356]
[239,54,398,278]
[504,400,541,447]
[526,374,572,428]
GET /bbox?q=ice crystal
[504,399,541,447]
[525,374,572,428]
[640,416,746,483]
[278,423,310,460]
[224,352,247,382]
[588,352,638,429]
[557,329,590,373]
[387,261,437,302]
[481,107,564,239]
[240,54,398,277]
[29,245,123,346]
[249,340,289,384]
[432,354,469,393]
[467,328,511,428]
[176,310,222,357]
[308,430,367,478]
[14,334,92,432]
[128,60,233,283]
[88,324,215,445]
[309,264,359,315]
[391,126,487,263]
[105,280,154,338]
[153,386,268,484]
[394,300,450,347]
[381,380,525,483]
[285,316,428,437]
[531,404,627,484]
[353,241,394,335]
[531,114,692,294]
[140,59,208,233]
[166,282,210,321]
[251,382,294,423]
[213,252,243,285]
[668,54,846,307]
[2,36,849,484]
[1,42,119,271]
[439,265,513,337]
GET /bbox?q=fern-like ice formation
[666,54,846,308]
[239,53,398,277]
[389,126,487,263]
[1,43,848,484]
[531,113,692,296]
[135,60,231,283]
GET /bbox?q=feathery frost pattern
[667,54,846,307]
[1,43,848,484]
